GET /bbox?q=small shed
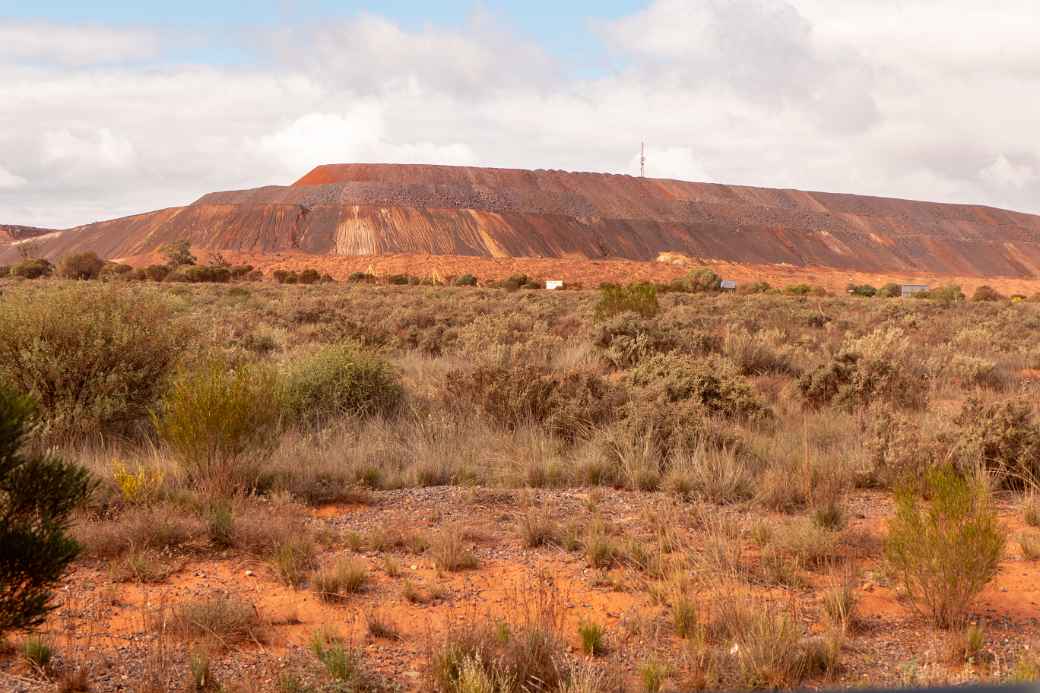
[545,280,564,290]
[901,284,928,298]
[720,279,737,291]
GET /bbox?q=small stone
[245,570,254,577]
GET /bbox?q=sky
[1,0,1039,228]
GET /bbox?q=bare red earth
[6,164,1040,281]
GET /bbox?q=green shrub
[918,284,964,302]
[784,284,813,296]
[885,466,1005,628]
[144,264,171,281]
[0,284,189,443]
[685,267,722,293]
[737,281,772,295]
[298,269,321,285]
[347,272,376,284]
[454,274,478,287]
[58,252,105,280]
[160,240,196,267]
[0,387,92,636]
[99,261,134,280]
[11,258,53,279]
[846,283,876,297]
[282,344,403,428]
[446,365,624,441]
[630,353,770,421]
[229,264,254,280]
[273,269,298,284]
[593,315,679,368]
[594,283,660,320]
[799,327,927,411]
[877,283,901,298]
[722,328,796,376]
[173,265,230,283]
[154,359,282,494]
[972,285,1004,302]
[0,265,9,278]
[953,399,1040,489]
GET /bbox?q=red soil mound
[5,164,1040,279]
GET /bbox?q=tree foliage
[0,387,92,635]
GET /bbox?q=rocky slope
[5,164,1040,277]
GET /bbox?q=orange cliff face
[4,163,1040,279]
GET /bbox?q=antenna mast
[640,142,646,178]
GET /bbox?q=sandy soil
[3,488,1038,692]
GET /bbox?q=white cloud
[2,5,1040,228]
[980,156,1037,190]
[0,21,159,66]
[0,165,26,189]
[254,108,476,177]
[42,128,137,172]
[630,146,711,183]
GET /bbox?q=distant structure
[901,284,929,297]
[546,280,564,290]
[720,279,737,291]
[640,142,646,178]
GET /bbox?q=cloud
[267,10,557,96]
[980,156,1037,190]
[41,128,137,172]
[630,146,711,183]
[599,0,879,133]
[0,21,160,66]
[0,165,26,189]
[254,108,476,177]
[1,5,1040,228]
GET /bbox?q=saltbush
[972,285,1004,302]
[799,328,927,410]
[144,264,171,281]
[272,269,298,284]
[0,284,190,443]
[593,315,679,368]
[298,269,322,285]
[594,283,660,320]
[918,284,965,303]
[58,252,105,280]
[847,283,877,297]
[723,328,797,376]
[953,399,1040,488]
[99,261,134,280]
[877,283,901,298]
[446,365,625,442]
[347,272,376,284]
[885,466,1005,628]
[281,344,403,427]
[629,353,770,421]
[685,267,722,293]
[11,258,53,279]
